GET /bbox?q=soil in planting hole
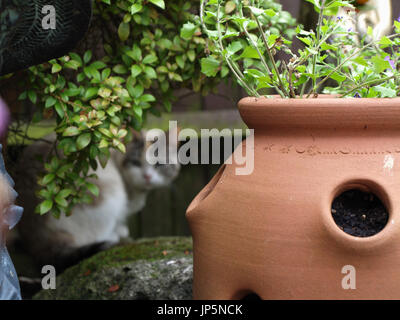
[331,189,389,237]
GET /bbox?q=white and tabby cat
[15,128,180,270]
[338,0,392,43]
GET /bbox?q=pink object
[0,98,10,137]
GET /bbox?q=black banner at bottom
[0,300,396,318]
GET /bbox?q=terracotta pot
[186,96,400,300]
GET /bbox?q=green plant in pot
[199,0,400,98]
[186,0,400,300]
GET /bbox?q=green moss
[77,237,192,271]
[34,237,192,300]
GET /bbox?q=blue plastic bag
[0,145,23,300]
[0,246,21,300]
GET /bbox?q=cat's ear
[131,129,143,141]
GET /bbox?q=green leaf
[45,96,57,108]
[371,56,391,73]
[64,60,81,70]
[28,90,37,104]
[141,94,156,102]
[76,133,92,150]
[133,105,143,119]
[69,53,83,66]
[264,9,276,17]
[247,6,264,16]
[87,183,100,197]
[395,20,400,32]
[305,0,320,11]
[225,1,236,13]
[187,50,195,62]
[84,87,99,99]
[239,46,261,59]
[115,140,126,153]
[321,42,337,51]
[176,56,185,69]
[99,139,108,149]
[90,61,107,69]
[145,66,157,79]
[102,68,111,80]
[246,69,266,78]
[99,128,113,138]
[130,3,143,15]
[55,102,65,118]
[149,0,165,9]
[201,57,220,77]
[113,64,128,74]
[63,126,80,137]
[98,87,112,98]
[164,100,172,112]
[374,85,397,98]
[352,57,368,67]
[379,36,393,47]
[298,37,312,46]
[52,63,62,73]
[84,51,92,64]
[39,200,53,215]
[131,85,144,98]
[42,173,55,185]
[367,26,373,37]
[226,41,243,57]
[118,22,130,41]
[180,22,197,40]
[18,91,27,100]
[329,72,346,83]
[126,45,142,61]
[326,1,351,9]
[55,194,68,207]
[142,54,158,65]
[157,39,172,49]
[172,73,183,81]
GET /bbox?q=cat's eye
[130,159,141,166]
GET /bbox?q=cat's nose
[143,173,151,183]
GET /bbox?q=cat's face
[122,130,180,191]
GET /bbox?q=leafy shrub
[7,0,221,217]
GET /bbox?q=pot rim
[238,95,400,130]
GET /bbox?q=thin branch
[310,0,327,97]
[253,14,289,97]
[340,74,398,97]
[282,61,295,98]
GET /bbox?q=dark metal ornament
[0,0,92,76]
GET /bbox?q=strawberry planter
[187,96,400,299]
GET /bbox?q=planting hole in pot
[331,189,389,237]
